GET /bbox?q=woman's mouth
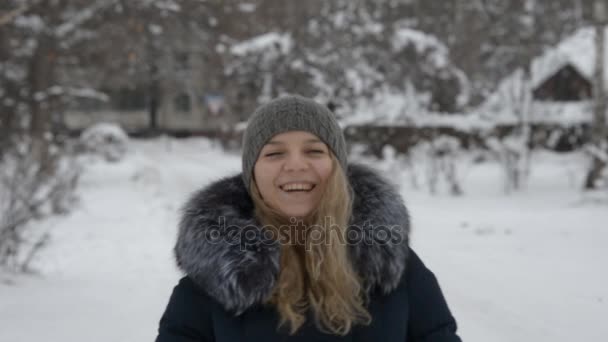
[279,182,316,193]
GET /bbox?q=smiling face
[253,131,334,219]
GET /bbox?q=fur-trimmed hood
[174,163,410,315]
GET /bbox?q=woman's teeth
[281,183,315,192]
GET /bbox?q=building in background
[63,41,234,136]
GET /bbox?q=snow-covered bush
[79,123,129,162]
[584,142,608,190]
[0,139,80,271]
[410,136,466,196]
[378,145,420,191]
[486,135,531,194]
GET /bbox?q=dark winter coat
[155,163,461,342]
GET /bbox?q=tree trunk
[584,1,607,189]
[27,33,57,176]
[518,64,533,190]
[149,77,159,133]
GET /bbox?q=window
[174,93,191,113]
[114,86,147,111]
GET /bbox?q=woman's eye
[308,149,325,154]
[265,152,283,157]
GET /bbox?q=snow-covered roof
[529,26,608,88]
[480,26,608,116]
[489,25,608,103]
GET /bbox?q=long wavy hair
[250,154,371,335]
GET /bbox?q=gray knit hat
[241,95,348,193]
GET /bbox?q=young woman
[155,95,462,341]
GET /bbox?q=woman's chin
[277,206,313,220]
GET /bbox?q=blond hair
[250,155,371,335]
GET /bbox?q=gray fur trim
[174,163,410,315]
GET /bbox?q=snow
[454,68,471,107]
[151,0,181,13]
[338,87,589,136]
[480,100,594,126]
[353,22,384,36]
[391,28,449,68]
[230,32,293,56]
[237,3,257,13]
[67,87,110,101]
[1,138,607,342]
[14,15,45,33]
[585,142,608,163]
[148,24,163,35]
[340,90,494,130]
[0,137,240,342]
[79,123,130,162]
[332,11,346,29]
[3,62,27,82]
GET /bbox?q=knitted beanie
[241,95,348,193]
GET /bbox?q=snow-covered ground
[1,137,607,342]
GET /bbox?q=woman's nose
[283,152,308,171]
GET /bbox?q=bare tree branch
[54,0,120,38]
[0,0,42,27]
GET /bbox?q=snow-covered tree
[223,0,469,119]
[0,0,218,270]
